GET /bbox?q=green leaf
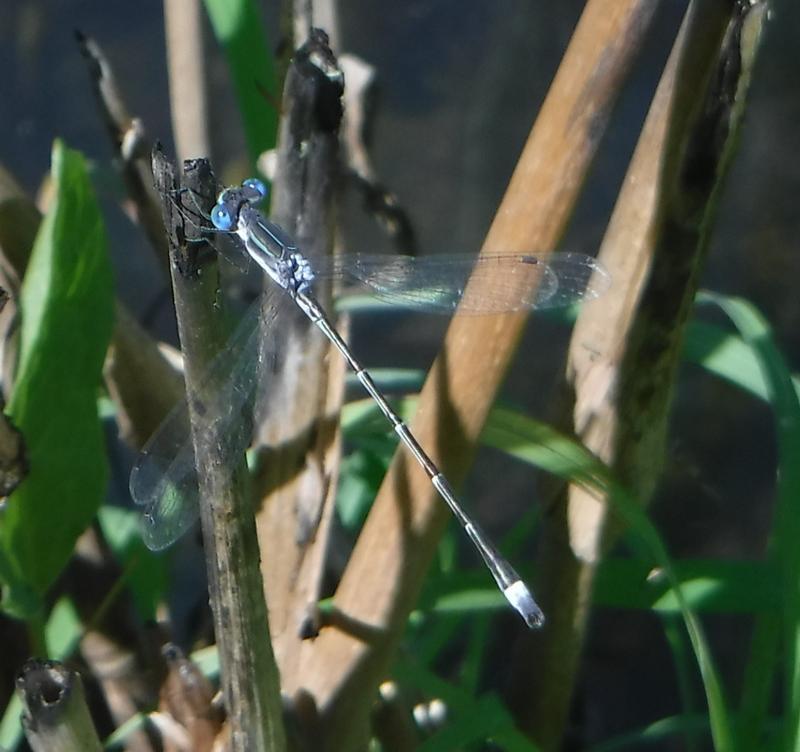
[203,0,279,169]
[480,404,735,750]
[0,141,113,618]
[336,449,387,530]
[683,318,800,402]
[45,597,83,660]
[594,557,779,614]
[588,715,710,751]
[697,292,800,749]
[97,506,169,622]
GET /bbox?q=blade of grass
[203,0,279,169]
[698,292,800,750]
[344,395,779,615]
[482,408,735,750]
[684,318,800,403]
[343,392,734,743]
[588,714,711,752]
[597,557,778,614]
[460,617,490,697]
[663,614,701,752]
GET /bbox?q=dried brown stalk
[152,149,285,752]
[18,660,103,752]
[512,1,770,747]
[252,30,345,697]
[287,1,661,748]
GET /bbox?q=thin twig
[340,53,417,256]
[104,303,184,450]
[75,30,167,269]
[75,30,185,448]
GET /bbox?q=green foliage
[339,292,800,750]
[698,293,800,750]
[97,505,169,622]
[203,0,279,171]
[383,652,539,751]
[0,141,113,619]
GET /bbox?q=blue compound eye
[211,204,234,231]
[243,178,268,199]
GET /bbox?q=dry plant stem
[67,532,156,752]
[0,165,36,482]
[340,54,417,257]
[371,683,418,752]
[254,29,345,689]
[152,148,286,752]
[18,660,102,752]
[290,0,335,50]
[105,303,184,449]
[0,164,40,296]
[75,31,167,270]
[0,164,41,394]
[75,31,186,449]
[164,0,212,163]
[515,2,769,747]
[309,0,341,51]
[159,644,224,750]
[296,1,659,747]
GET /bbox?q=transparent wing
[130,420,203,551]
[130,250,607,550]
[129,298,276,551]
[314,252,609,313]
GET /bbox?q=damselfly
[131,178,610,628]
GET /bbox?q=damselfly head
[211,179,269,231]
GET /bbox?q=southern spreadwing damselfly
[130,178,610,628]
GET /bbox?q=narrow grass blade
[698,292,800,749]
[588,714,710,752]
[683,318,800,403]
[595,557,778,614]
[482,407,735,750]
[343,391,734,744]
